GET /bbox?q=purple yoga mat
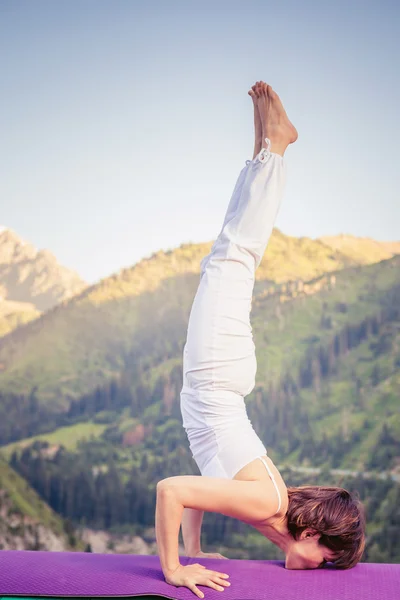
[0,550,398,600]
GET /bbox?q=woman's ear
[300,528,320,540]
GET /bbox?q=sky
[1,0,399,284]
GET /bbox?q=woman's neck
[251,514,294,555]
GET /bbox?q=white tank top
[258,456,282,516]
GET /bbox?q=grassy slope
[0,456,87,551]
[0,232,398,402]
[0,421,108,459]
[0,457,63,529]
[252,255,399,384]
[284,332,400,469]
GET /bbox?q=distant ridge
[320,233,400,264]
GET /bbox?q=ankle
[269,142,286,157]
[260,136,287,157]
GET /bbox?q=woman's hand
[192,550,229,560]
[165,563,231,598]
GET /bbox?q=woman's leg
[180,83,297,478]
[182,82,297,399]
[199,83,264,277]
[183,144,284,398]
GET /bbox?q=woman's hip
[180,389,267,479]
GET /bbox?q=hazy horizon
[1,0,399,283]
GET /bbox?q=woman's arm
[182,508,204,556]
[182,508,229,559]
[156,482,183,577]
[156,474,276,578]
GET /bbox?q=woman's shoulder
[236,455,289,521]
[260,456,289,518]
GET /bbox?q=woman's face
[285,529,336,570]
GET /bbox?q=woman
[155,81,365,598]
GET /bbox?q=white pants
[180,139,286,479]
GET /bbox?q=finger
[214,577,231,587]
[207,580,225,592]
[204,568,229,579]
[190,584,204,598]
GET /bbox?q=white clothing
[180,139,286,513]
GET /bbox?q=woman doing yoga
[155,81,365,597]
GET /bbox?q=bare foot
[256,82,298,156]
[248,81,263,159]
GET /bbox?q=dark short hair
[286,485,366,569]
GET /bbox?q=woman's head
[284,485,366,570]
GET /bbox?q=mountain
[2,253,398,465]
[0,230,398,401]
[0,227,87,336]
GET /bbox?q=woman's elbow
[157,479,173,493]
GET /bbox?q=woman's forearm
[155,483,184,577]
[182,508,204,556]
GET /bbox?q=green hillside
[0,456,85,551]
[272,319,400,471]
[2,254,398,478]
[1,421,108,459]
[0,456,63,530]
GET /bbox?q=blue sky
[1,0,399,283]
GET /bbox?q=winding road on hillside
[279,464,400,483]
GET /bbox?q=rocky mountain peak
[0,227,87,312]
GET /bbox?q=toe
[267,85,278,101]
